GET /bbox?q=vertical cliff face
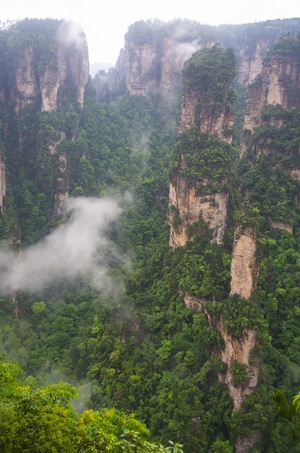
[230,227,257,299]
[168,46,236,248]
[224,226,260,453]
[125,37,200,96]
[178,47,236,141]
[124,20,201,96]
[0,19,89,234]
[125,42,159,95]
[237,37,272,86]
[0,150,6,211]
[169,175,229,247]
[12,22,89,113]
[241,44,300,157]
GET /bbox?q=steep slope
[0,19,89,240]
[2,17,300,453]
[122,19,300,97]
[168,46,237,248]
[168,31,300,453]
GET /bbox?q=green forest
[1,17,300,452]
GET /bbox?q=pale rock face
[125,38,199,96]
[241,53,300,156]
[14,33,89,113]
[0,153,6,211]
[235,431,261,453]
[218,323,259,411]
[40,43,89,112]
[178,291,206,310]
[179,89,234,143]
[15,45,39,112]
[238,38,271,86]
[168,176,228,247]
[268,219,292,232]
[47,131,69,214]
[125,43,158,95]
[55,153,69,215]
[290,168,300,181]
[267,57,299,107]
[230,227,257,299]
[160,38,199,96]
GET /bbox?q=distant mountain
[90,61,114,76]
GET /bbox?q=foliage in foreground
[0,357,183,453]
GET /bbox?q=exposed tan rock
[47,131,69,214]
[230,227,257,299]
[14,45,39,112]
[235,431,261,453]
[178,87,234,143]
[241,52,300,156]
[218,322,259,411]
[238,38,271,86]
[0,151,6,211]
[13,23,89,113]
[268,219,292,232]
[125,42,158,95]
[178,290,206,311]
[290,168,300,181]
[125,37,199,96]
[168,175,228,247]
[55,153,69,215]
[160,38,199,96]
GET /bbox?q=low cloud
[57,20,87,50]
[0,197,127,295]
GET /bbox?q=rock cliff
[10,21,89,113]
[0,150,5,211]
[169,175,229,247]
[122,19,300,97]
[241,43,300,156]
[0,19,89,224]
[125,28,199,96]
[168,46,236,248]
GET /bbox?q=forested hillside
[1,17,300,453]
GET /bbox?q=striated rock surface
[237,38,272,86]
[125,37,199,96]
[241,51,300,156]
[48,131,69,215]
[55,153,69,215]
[168,176,229,247]
[12,22,89,113]
[218,323,259,411]
[0,150,6,211]
[230,227,257,299]
[178,90,234,142]
[125,42,158,95]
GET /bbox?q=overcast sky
[2,0,300,65]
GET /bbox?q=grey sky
[2,0,300,65]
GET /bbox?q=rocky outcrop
[13,22,89,113]
[179,94,234,143]
[55,152,69,215]
[125,42,158,95]
[237,38,272,86]
[125,35,199,96]
[0,150,6,211]
[230,227,257,299]
[218,324,259,411]
[178,290,206,310]
[48,131,69,215]
[168,175,228,247]
[241,51,300,156]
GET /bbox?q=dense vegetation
[1,18,300,453]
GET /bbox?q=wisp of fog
[0,197,125,295]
